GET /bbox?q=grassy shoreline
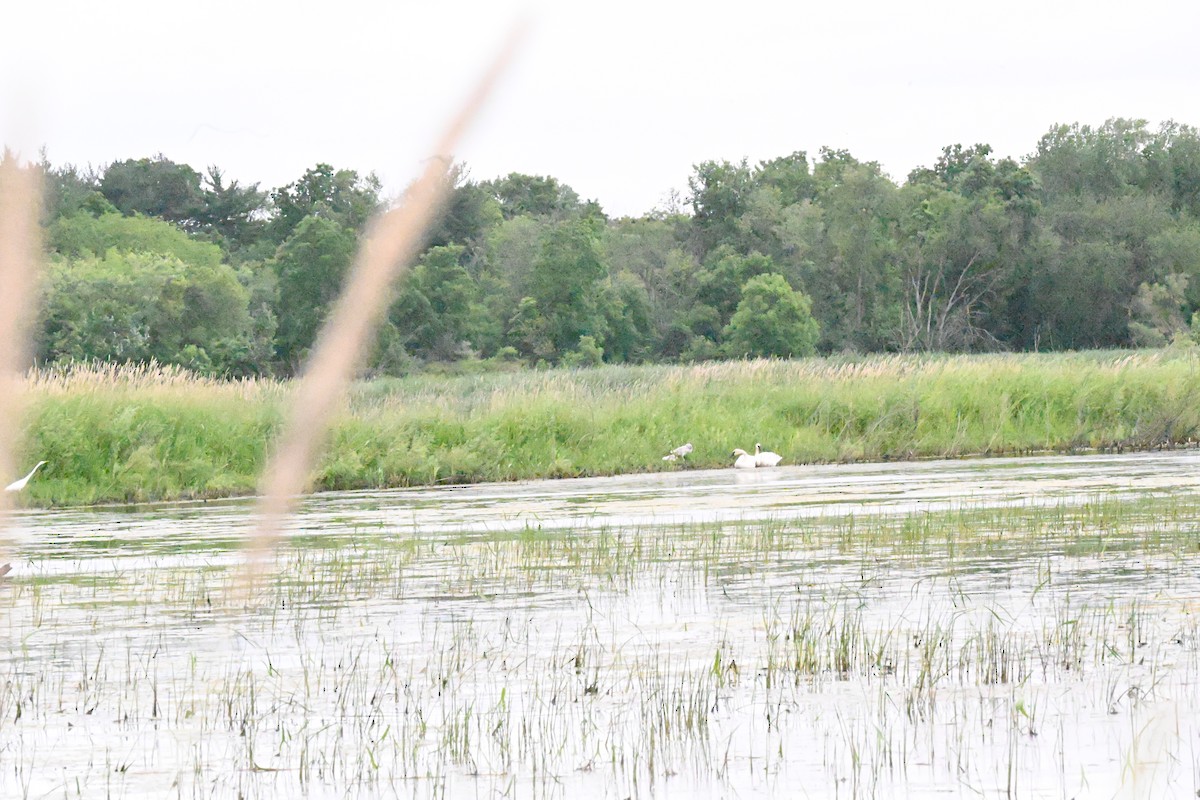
[14,349,1200,507]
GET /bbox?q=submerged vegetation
[15,348,1200,506]
[4,463,1200,797]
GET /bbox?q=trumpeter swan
[4,461,46,492]
[662,442,694,461]
[731,448,757,469]
[754,444,782,467]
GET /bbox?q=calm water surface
[3,451,1200,798]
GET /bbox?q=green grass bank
[14,349,1200,506]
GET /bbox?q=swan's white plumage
[731,448,757,469]
[754,443,782,467]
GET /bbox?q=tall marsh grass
[17,349,1200,506]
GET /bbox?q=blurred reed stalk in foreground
[240,26,526,595]
[0,156,43,569]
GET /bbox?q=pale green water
[3,451,1200,798]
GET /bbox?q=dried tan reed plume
[27,359,269,400]
[239,26,526,592]
[0,156,43,569]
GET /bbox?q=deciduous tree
[722,273,820,358]
[269,215,358,368]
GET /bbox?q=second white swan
[754,444,782,467]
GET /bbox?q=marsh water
[4,450,1200,798]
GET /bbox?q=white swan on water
[4,461,46,492]
[731,449,757,469]
[662,442,694,462]
[754,444,783,467]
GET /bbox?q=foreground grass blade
[0,156,42,568]
[241,25,526,592]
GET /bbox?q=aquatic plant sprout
[2,452,1199,797]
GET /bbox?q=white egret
[662,442,694,462]
[754,443,783,467]
[5,461,46,492]
[731,448,757,469]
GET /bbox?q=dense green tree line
[23,117,1200,377]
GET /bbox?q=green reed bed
[16,349,1200,506]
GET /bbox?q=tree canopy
[28,117,1200,377]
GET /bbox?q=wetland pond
[5,450,1200,798]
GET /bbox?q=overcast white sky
[3,0,1198,217]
